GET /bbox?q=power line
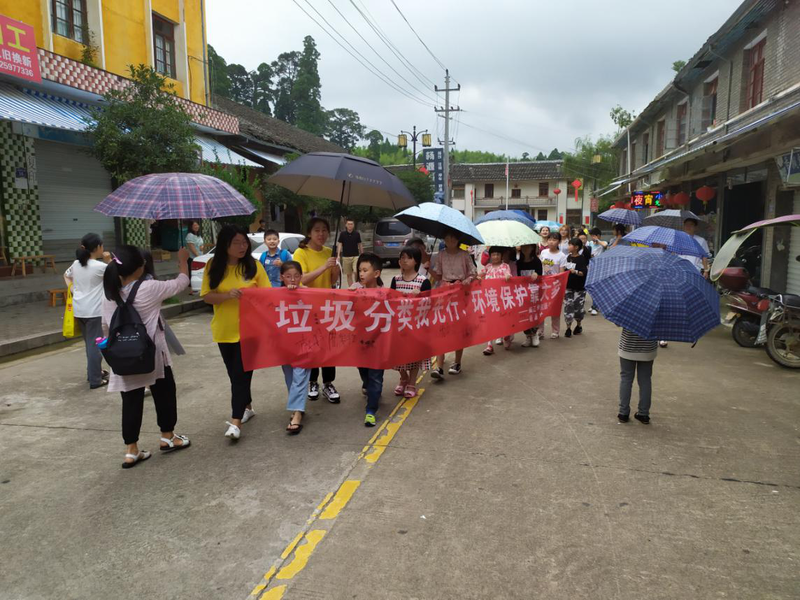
[348,0,437,89]
[388,0,447,71]
[291,0,436,109]
[325,0,438,104]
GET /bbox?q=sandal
[121,450,151,469]
[160,434,190,453]
[394,380,408,396]
[403,385,417,398]
[286,422,303,435]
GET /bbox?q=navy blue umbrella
[474,210,537,229]
[586,246,719,343]
[623,226,709,257]
[597,208,642,226]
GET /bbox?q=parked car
[372,218,434,264]
[190,232,304,292]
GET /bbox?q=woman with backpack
[200,224,271,441]
[64,233,111,389]
[102,245,191,469]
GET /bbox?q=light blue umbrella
[586,246,719,343]
[533,220,560,231]
[395,202,484,246]
[597,208,642,226]
[474,210,537,230]
[623,226,709,257]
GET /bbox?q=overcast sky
[207,0,737,156]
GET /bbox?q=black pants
[218,342,253,419]
[121,367,177,445]
[310,366,336,384]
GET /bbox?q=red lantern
[553,188,562,196]
[613,200,625,209]
[672,191,690,207]
[695,185,716,207]
[663,191,673,207]
[624,202,633,210]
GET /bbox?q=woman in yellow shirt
[201,225,270,441]
[293,217,341,402]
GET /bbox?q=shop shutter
[787,195,800,294]
[36,140,114,261]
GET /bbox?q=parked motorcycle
[717,267,773,347]
[759,293,800,369]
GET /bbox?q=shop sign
[0,15,41,83]
[631,190,663,210]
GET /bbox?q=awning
[237,146,287,165]
[0,83,95,131]
[195,135,261,167]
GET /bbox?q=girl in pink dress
[479,247,513,355]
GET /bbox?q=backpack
[102,279,156,376]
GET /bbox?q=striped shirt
[618,328,658,361]
[391,274,431,294]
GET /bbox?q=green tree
[396,170,433,204]
[201,161,260,228]
[325,108,365,150]
[207,45,231,99]
[610,104,635,130]
[227,63,254,105]
[293,36,326,135]
[252,62,274,115]
[562,135,619,211]
[86,65,198,182]
[672,59,686,73]
[272,50,301,123]
[521,152,530,160]
[535,151,547,161]
[547,148,563,160]
[364,130,384,162]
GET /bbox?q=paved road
[1,309,798,599]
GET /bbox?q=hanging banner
[240,272,569,370]
[0,16,41,83]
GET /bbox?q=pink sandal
[404,385,417,398]
[394,380,408,396]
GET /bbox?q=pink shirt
[102,274,189,392]
[483,262,511,280]
[432,248,476,286]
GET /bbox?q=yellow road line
[249,377,427,599]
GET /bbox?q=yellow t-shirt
[293,245,334,289]
[200,260,271,343]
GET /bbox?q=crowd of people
[62,214,709,469]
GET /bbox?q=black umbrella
[267,152,415,211]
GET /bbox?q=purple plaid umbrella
[94,173,256,220]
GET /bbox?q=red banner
[240,273,568,370]
[0,16,41,83]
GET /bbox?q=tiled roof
[212,96,345,154]
[451,161,563,183]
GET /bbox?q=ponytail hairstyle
[207,224,256,290]
[103,245,145,304]
[76,233,103,267]
[298,217,331,250]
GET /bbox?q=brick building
[600,0,800,293]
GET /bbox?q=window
[539,182,549,197]
[375,220,411,236]
[511,188,521,198]
[537,209,548,221]
[52,0,87,43]
[702,77,718,129]
[746,38,766,109]
[642,133,650,165]
[656,120,666,157]
[281,237,301,253]
[153,15,176,78]
[484,183,494,198]
[676,103,688,145]
[452,185,465,199]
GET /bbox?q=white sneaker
[531,335,540,347]
[224,422,241,440]
[522,335,534,348]
[241,408,256,423]
[591,309,598,316]
[495,337,503,345]
[550,332,559,339]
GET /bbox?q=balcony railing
[474,195,557,207]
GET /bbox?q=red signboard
[240,273,569,370]
[0,16,41,83]
[590,197,599,212]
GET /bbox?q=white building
[450,161,592,228]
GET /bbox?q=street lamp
[397,125,431,168]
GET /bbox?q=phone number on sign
[0,61,35,78]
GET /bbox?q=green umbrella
[476,220,541,247]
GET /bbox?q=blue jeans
[282,365,311,413]
[358,368,384,415]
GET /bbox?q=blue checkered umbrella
[622,226,710,257]
[586,246,720,343]
[597,208,642,226]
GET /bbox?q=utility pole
[397,125,431,169]
[435,69,460,206]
